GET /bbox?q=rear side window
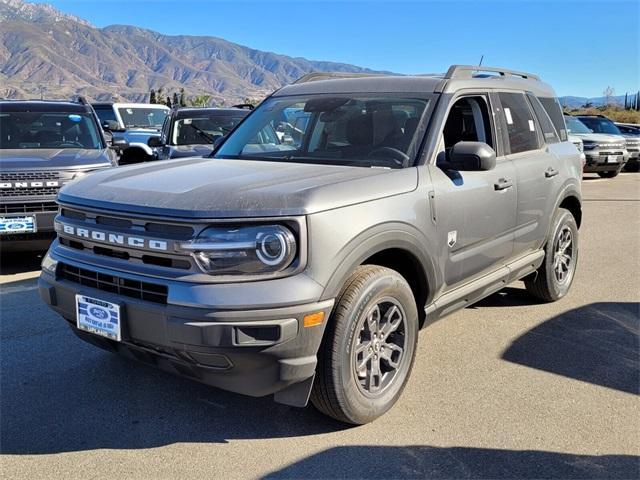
[527,94,559,144]
[93,106,117,124]
[538,97,568,141]
[498,92,541,154]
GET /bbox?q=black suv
[0,100,116,251]
[149,106,252,160]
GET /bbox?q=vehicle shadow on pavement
[502,302,639,395]
[470,286,544,308]
[262,445,639,479]
[0,251,46,276]
[0,278,348,456]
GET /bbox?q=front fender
[126,142,154,157]
[318,223,439,305]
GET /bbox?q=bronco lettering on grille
[59,224,169,251]
[0,181,60,188]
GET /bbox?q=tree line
[148,88,260,108]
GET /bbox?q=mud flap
[273,374,315,408]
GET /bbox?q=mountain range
[0,0,633,107]
[0,0,384,104]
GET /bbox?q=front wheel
[311,265,418,424]
[524,208,578,302]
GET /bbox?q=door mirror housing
[111,138,129,151]
[446,141,496,171]
[147,136,163,148]
[212,135,226,151]
[102,120,121,132]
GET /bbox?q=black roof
[0,100,90,113]
[173,107,251,119]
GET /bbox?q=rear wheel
[311,265,418,424]
[524,208,578,302]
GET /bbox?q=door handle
[494,178,513,190]
[545,167,559,178]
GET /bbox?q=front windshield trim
[214,93,436,169]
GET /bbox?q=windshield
[0,112,102,150]
[117,107,168,128]
[92,105,118,124]
[578,117,621,135]
[215,94,432,168]
[564,116,592,134]
[172,114,247,145]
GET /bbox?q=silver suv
[39,65,582,424]
[572,115,630,177]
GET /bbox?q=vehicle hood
[571,133,626,143]
[0,148,113,171]
[58,157,418,218]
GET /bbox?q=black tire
[311,265,419,424]
[524,208,578,302]
[623,160,639,173]
[598,169,620,178]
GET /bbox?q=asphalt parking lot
[1,173,638,480]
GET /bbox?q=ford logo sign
[89,306,109,321]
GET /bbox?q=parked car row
[565,114,639,176]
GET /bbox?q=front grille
[0,172,60,181]
[0,186,60,198]
[1,202,58,214]
[59,237,192,270]
[57,206,198,274]
[57,262,168,304]
[0,171,62,198]
[598,143,625,150]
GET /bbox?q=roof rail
[293,72,388,84]
[231,103,255,110]
[445,65,540,81]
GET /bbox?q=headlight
[582,142,596,150]
[180,224,297,276]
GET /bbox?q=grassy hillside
[564,107,640,124]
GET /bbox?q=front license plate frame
[75,294,122,342]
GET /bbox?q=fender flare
[320,223,439,306]
[125,142,154,157]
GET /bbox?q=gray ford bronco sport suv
[1,99,116,252]
[39,66,582,424]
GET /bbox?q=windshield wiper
[186,124,215,143]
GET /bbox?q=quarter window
[498,92,541,154]
[538,97,568,141]
[527,94,559,144]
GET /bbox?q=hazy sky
[32,0,640,97]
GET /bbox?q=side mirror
[103,130,114,144]
[103,120,121,132]
[212,135,226,151]
[111,138,129,151]
[445,141,496,171]
[147,136,163,148]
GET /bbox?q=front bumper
[38,250,334,403]
[583,151,627,172]
[0,209,56,252]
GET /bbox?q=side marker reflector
[303,311,325,328]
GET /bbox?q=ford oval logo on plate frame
[75,294,121,341]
